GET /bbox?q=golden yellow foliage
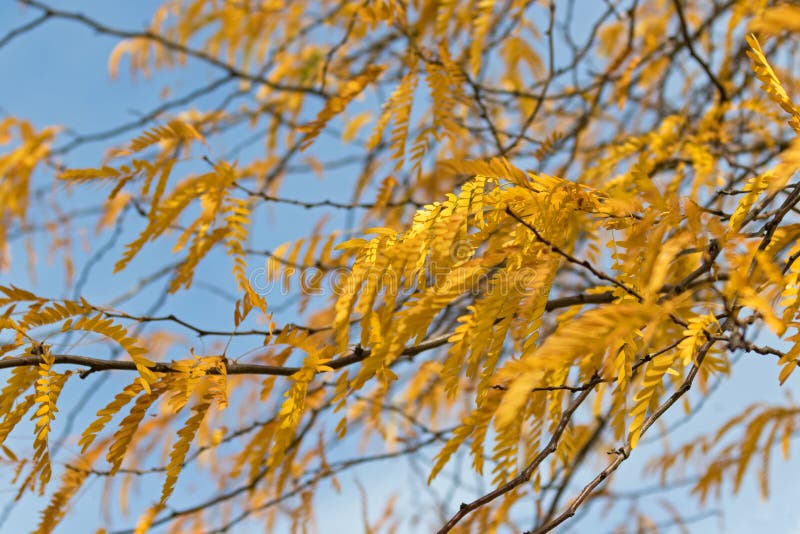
[4,1,800,533]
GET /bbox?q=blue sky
[1,2,799,533]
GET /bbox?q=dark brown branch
[544,291,615,311]
[506,207,642,300]
[0,288,612,382]
[671,0,728,102]
[0,332,453,377]
[0,12,49,49]
[531,338,715,533]
[18,0,325,97]
[436,374,601,534]
[234,181,424,210]
[501,0,556,156]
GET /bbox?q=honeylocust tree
[1,0,800,532]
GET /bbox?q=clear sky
[1,2,799,533]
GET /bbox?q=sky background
[0,1,799,533]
